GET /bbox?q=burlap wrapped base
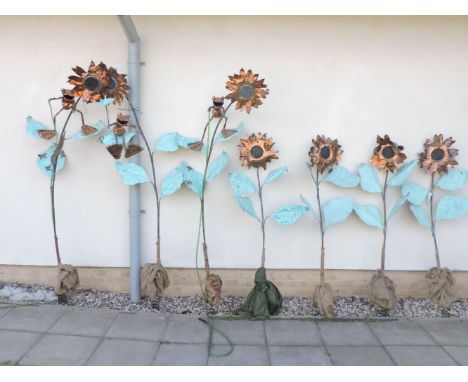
[313,283,335,318]
[141,263,170,304]
[205,273,222,305]
[55,264,79,301]
[426,267,454,309]
[368,269,396,311]
[236,267,283,321]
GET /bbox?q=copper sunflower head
[68,60,109,103]
[102,65,129,105]
[225,68,269,113]
[113,113,130,136]
[309,135,343,174]
[419,134,458,174]
[211,96,225,118]
[61,89,75,110]
[370,135,407,173]
[239,132,278,169]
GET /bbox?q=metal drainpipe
[118,15,141,302]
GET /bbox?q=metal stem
[380,171,389,271]
[256,168,266,268]
[430,173,441,268]
[315,168,326,285]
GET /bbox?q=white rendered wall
[1,16,467,271]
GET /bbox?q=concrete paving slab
[19,334,100,366]
[269,346,331,366]
[163,315,211,344]
[208,345,270,366]
[49,309,117,337]
[0,307,12,318]
[385,345,457,366]
[106,312,168,341]
[87,338,159,366]
[443,346,468,366]
[266,320,322,346]
[154,343,207,366]
[418,319,468,346]
[212,319,265,345]
[327,346,394,366]
[318,321,379,346]
[369,320,436,345]
[0,305,66,332]
[0,330,42,364]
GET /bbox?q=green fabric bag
[236,267,283,320]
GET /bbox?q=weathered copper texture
[309,135,342,174]
[102,66,129,105]
[419,134,458,174]
[107,144,124,159]
[68,61,110,103]
[370,134,407,172]
[61,89,75,110]
[239,132,278,169]
[225,69,269,113]
[125,143,144,158]
[211,96,225,118]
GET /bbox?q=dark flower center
[106,77,117,91]
[320,146,331,160]
[431,148,445,161]
[62,94,74,101]
[84,76,101,91]
[382,146,395,159]
[239,84,254,100]
[250,145,264,159]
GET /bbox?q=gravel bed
[1,282,468,318]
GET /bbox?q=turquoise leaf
[353,203,383,229]
[436,196,468,221]
[214,122,245,143]
[207,151,229,181]
[300,194,318,220]
[323,197,354,229]
[437,169,468,192]
[263,166,288,185]
[26,116,54,140]
[161,165,185,197]
[154,132,199,152]
[235,196,260,222]
[36,144,66,178]
[388,196,407,220]
[229,172,257,197]
[402,181,428,206]
[271,204,309,226]
[100,131,135,146]
[388,159,418,187]
[115,161,150,185]
[324,165,360,188]
[180,163,204,197]
[98,98,114,106]
[358,163,381,193]
[72,121,106,140]
[409,204,431,227]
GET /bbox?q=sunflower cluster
[66,61,129,104]
[309,135,342,174]
[239,133,278,169]
[370,135,407,172]
[419,134,458,174]
[225,69,269,113]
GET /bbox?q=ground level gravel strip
[1,282,468,318]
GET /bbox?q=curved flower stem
[126,98,162,265]
[430,173,441,268]
[380,170,389,271]
[256,168,266,268]
[315,168,326,285]
[49,97,81,265]
[199,101,234,277]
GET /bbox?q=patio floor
[1,304,467,366]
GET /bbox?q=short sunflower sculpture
[402,135,467,309]
[229,133,309,320]
[298,136,361,317]
[155,69,268,307]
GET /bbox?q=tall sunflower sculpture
[298,136,360,317]
[229,133,309,320]
[155,69,269,308]
[401,135,467,309]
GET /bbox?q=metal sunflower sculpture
[303,135,353,317]
[229,133,309,320]
[403,134,467,309]
[359,135,409,312]
[155,69,269,311]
